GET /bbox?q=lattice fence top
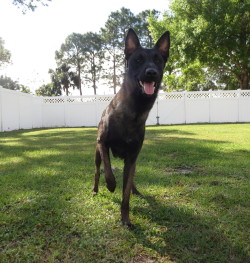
[209,90,250,99]
[240,91,250,98]
[42,90,250,104]
[158,93,185,100]
[210,91,238,98]
[186,92,210,99]
[43,98,65,104]
[43,95,113,104]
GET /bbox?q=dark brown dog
[92,28,170,226]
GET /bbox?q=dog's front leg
[97,142,116,192]
[92,146,102,195]
[121,158,136,227]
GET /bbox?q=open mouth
[139,81,156,95]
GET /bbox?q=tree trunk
[65,85,69,96]
[77,63,82,96]
[238,1,249,89]
[239,70,249,90]
[113,58,117,94]
[92,56,97,95]
[93,81,97,95]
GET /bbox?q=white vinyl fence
[0,86,250,132]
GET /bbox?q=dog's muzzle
[139,68,159,95]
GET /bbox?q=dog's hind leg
[98,143,116,192]
[92,146,102,195]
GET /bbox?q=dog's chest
[103,94,152,159]
[108,117,144,143]
[107,116,145,159]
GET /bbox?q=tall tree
[150,0,250,90]
[101,8,138,94]
[55,33,84,95]
[101,28,123,94]
[135,10,160,47]
[48,68,62,94]
[81,32,105,95]
[49,65,77,96]
[0,38,11,68]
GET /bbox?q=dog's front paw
[121,220,134,229]
[106,178,116,192]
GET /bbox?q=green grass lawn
[0,124,249,263]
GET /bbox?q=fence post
[0,86,2,132]
[95,95,97,127]
[237,89,241,123]
[18,91,21,130]
[64,97,66,127]
[184,90,187,124]
[209,89,212,123]
[156,96,160,125]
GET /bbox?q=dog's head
[124,28,170,96]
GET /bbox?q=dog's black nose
[145,68,158,77]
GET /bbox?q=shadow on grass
[0,126,249,262]
[129,194,249,263]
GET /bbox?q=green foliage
[148,12,186,90]
[12,0,52,13]
[0,38,11,68]
[135,10,160,48]
[163,60,207,91]
[149,0,250,90]
[36,83,62,96]
[0,124,249,262]
[0,75,31,93]
[0,75,19,90]
[19,85,31,93]
[48,65,78,96]
[102,7,138,49]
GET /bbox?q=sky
[0,0,170,95]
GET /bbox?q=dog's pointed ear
[154,31,170,62]
[124,28,141,59]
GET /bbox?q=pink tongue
[143,82,155,95]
